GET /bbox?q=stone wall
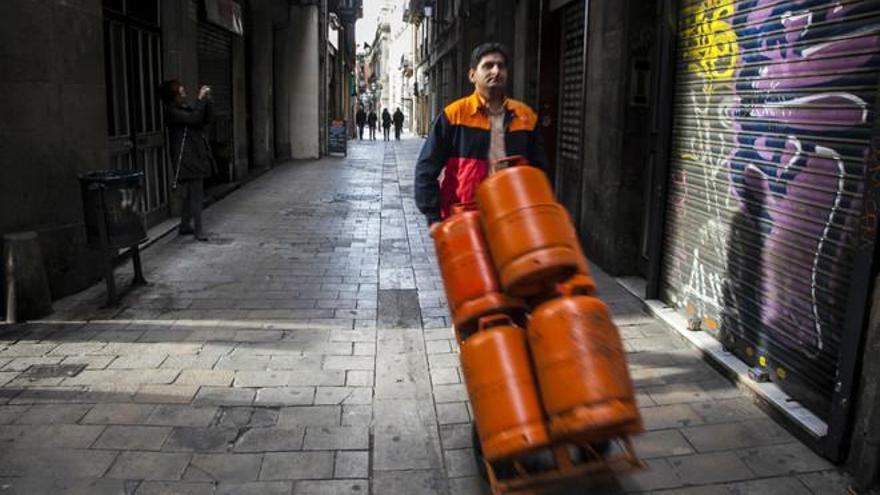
[579,0,655,275]
[0,0,107,300]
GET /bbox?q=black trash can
[79,170,148,249]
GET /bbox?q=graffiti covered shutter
[661,0,880,419]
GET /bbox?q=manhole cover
[21,364,86,379]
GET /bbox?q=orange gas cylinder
[551,209,597,299]
[524,213,597,308]
[527,285,642,442]
[476,166,582,297]
[564,207,596,291]
[461,316,550,461]
[449,201,477,216]
[431,210,525,338]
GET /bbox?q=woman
[158,79,215,241]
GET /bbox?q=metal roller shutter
[198,19,233,182]
[555,0,587,222]
[661,0,880,419]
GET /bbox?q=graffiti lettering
[681,0,739,93]
[667,0,878,378]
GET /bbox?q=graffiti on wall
[671,0,740,332]
[667,0,880,411]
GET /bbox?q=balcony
[332,0,363,23]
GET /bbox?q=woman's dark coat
[382,110,392,129]
[164,98,215,182]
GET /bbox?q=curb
[615,276,828,442]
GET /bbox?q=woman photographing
[158,80,215,241]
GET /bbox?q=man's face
[469,52,507,94]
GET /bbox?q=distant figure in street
[393,108,405,140]
[355,106,366,140]
[414,42,546,225]
[159,79,216,241]
[382,109,392,141]
[367,109,378,140]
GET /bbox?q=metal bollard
[3,232,53,323]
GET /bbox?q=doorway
[103,0,169,227]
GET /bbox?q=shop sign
[205,0,243,35]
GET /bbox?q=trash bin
[79,170,148,249]
[78,170,148,306]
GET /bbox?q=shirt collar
[469,91,509,116]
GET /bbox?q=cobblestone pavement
[0,137,853,494]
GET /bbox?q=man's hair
[157,79,183,104]
[469,42,509,69]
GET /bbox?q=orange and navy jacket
[414,92,546,223]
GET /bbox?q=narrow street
[0,138,851,494]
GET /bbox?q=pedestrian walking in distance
[414,42,546,225]
[367,109,378,140]
[159,79,216,241]
[382,109,393,141]
[355,106,366,140]
[393,107,405,140]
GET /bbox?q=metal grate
[555,0,588,224]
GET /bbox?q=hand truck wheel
[471,424,517,484]
[472,424,490,482]
[577,440,611,460]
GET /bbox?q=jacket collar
[468,91,510,117]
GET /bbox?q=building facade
[386,4,415,132]
[406,0,880,488]
[405,0,541,132]
[0,0,360,306]
[368,22,392,112]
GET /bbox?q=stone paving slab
[0,138,855,494]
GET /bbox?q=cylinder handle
[490,155,530,170]
[478,314,514,331]
[557,276,594,297]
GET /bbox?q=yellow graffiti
[681,0,739,93]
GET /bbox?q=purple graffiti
[728,0,879,358]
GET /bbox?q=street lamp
[424,0,433,18]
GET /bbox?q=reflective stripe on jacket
[414,92,547,223]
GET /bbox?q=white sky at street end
[355,0,405,48]
[355,0,380,48]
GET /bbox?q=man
[367,109,378,141]
[414,42,546,225]
[382,108,392,141]
[393,107,405,140]
[355,106,366,140]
